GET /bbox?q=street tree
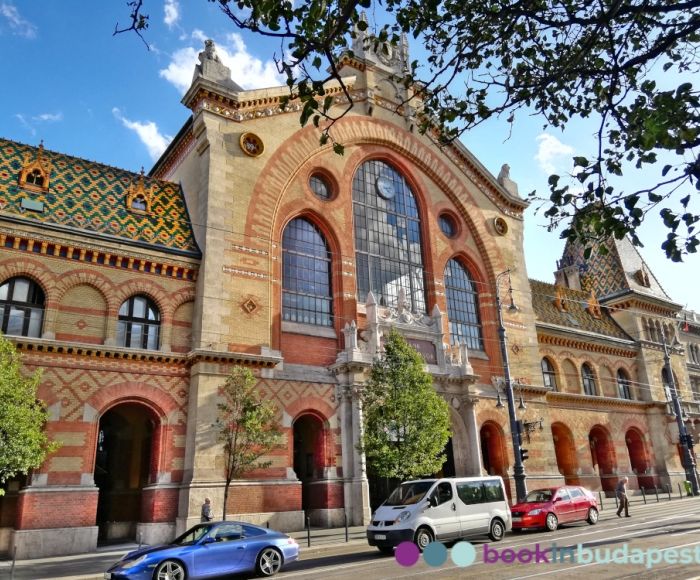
[359,330,451,482]
[121,1,700,261]
[0,335,59,495]
[215,365,283,520]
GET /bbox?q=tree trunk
[222,482,230,521]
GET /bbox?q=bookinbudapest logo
[394,541,700,570]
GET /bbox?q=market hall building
[0,37,698,558]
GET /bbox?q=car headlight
[121,554,148,569]
[528,509,542,516]
[394,511,411,523]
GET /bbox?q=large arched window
[581,363,597,396]
[117,295,160,350]
[617,369,632,400]
[282,218,333,326]
[444,259,482,350]
[541,357,558,391]
[352,160,426,313]
[0,277,45,338]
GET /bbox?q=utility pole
[663,335,700,495]
[495,269,527,503]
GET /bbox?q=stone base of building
[136,522,176,546]
[307,508,346,527]
[0,527,12,557]
[11,526,98,559]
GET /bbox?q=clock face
[376,176,396,199]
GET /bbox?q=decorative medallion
[240,132,264,157]
[493,216,509,236]
[241,297,259,314]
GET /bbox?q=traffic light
[520,448,529,462]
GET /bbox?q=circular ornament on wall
[240,132,264,157]
[493,216,509,236]
[375,175,396,199]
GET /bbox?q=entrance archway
[293,414,326,513]
[480,421,510,500]
[94,403,156,542]
[625,428,654,489]
[551,422,579,485]
[589,425,617,492]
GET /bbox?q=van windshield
[384,481,434,506]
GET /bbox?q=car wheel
[377,546,394,556]
[414,526,433,551]
[154,560,186,580]
[545,513,558,532]
[587,507,599,525]
[489,519,505,542]
[256,547,283,577]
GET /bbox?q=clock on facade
[375,175,396,199]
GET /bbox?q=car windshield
[172,524,213,545]
[384,481,434,506]
[523,490,554,503]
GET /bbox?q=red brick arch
[111,279,170,322]
[164,287,197,320]
[0,258,57,304]
[54,269,116,311]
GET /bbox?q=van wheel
[489,519,505,542]
[586,507,599,525]
[414,527,433,551]
[545,513,558,531]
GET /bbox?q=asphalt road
[4,498,700,579]
[278,499,700,580]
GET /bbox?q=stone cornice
[602,295,679,316]
[186,348,282,368]
[12,337,188,364]
[546,390,658,410]
[0,229,199,281]
[537,324,637,358]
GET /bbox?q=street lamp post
[663,336,700,495]
[495,269,528,503]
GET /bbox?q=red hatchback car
[510,486,599,531]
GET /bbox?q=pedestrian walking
[616,476,630,518]
[201,497,213,522]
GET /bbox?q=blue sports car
[104,521,299,579]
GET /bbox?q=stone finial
[459,340,473,375]
[343,321,358,350]
[497,163,520,197]
[586,289,602,319]
[553,285,568,312]
[351,12,368,58]
[192,39,242,92]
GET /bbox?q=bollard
[667,483,672,501]
[344,511,349,543]
[266,521,269,529]
[678,482,683,499]
[598,491,604,510]
[654,486,659,502]
[306,515,311,548]
[10,545,16,580]
[641,487,647,504]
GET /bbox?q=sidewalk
[0,525,370,579]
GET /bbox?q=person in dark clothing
[201,497,213,522]
[616,477,630,517]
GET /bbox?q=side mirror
[429,496,438,508]
[202,536,216,544]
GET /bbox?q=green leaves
[0,335,59,495]
[359,330,451,481]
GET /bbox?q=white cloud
[33,112,63,122]
[535,133,575,175]
[0,3,37,38]
[112,108,172,161]
[159,31,285,94]
[164,0,180,28]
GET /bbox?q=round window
[309,173,331,200]
[439,214,458,238]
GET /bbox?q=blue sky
[1,1,697,312]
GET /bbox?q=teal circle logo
[451,541,477,567]
[423,541,448,566]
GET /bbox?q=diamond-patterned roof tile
[0,137,199,255]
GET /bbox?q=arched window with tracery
[282,217,333,327]
[617,369,632,400]
[582,363,597,396]
[444,259,482,350]
[0,277,45,337]
[541,357,558,391]
[352,160,426,313]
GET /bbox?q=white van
[366,476,511,553]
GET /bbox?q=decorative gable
[586,289,602,319]
[125,168,153,214]
[18,141,52,192]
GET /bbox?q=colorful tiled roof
[559,236,674,305]
[530,279,632,340]
[0,138,199,256]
